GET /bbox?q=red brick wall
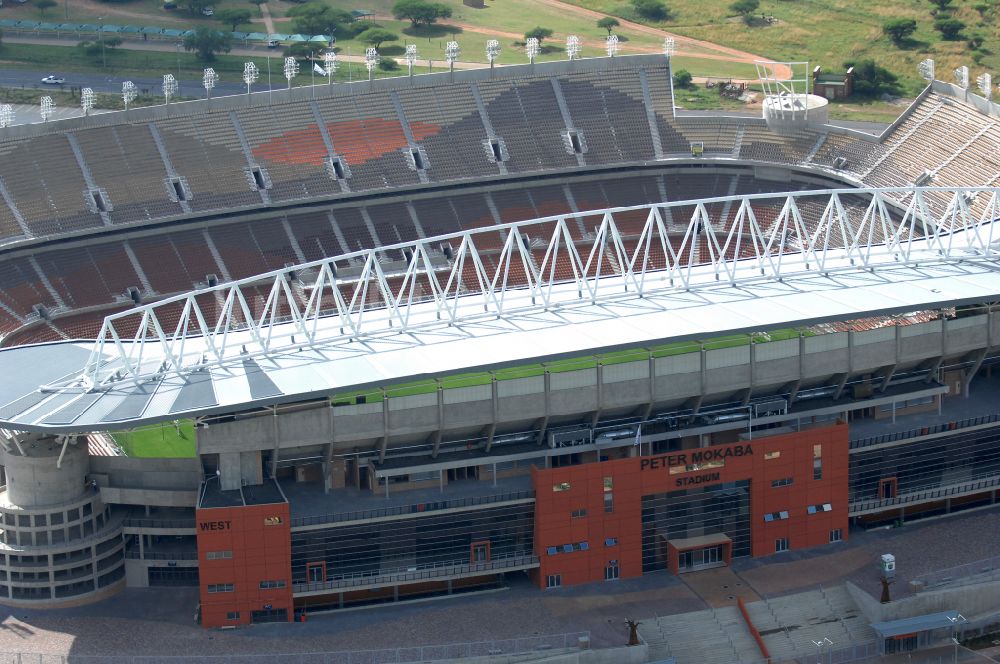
[532,423,849,588]
[196,502,293,628]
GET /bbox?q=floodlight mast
[39,96,53,123]
[525,37,539,64]
[122,80,137,111]
[977,72,992,100]
[663,37,675,57]
[755,60,811,121]
[162,74,177,105]
[566,35,581,61]
[918,58,935,81]
[404,44,418,79]
[486,39,500,75]
[202,68,217,100]
[364,47,380,82]
[606,34,619,58]
[283,56,299,89]
[81,87,94,116]
[243,61,259,96]
[0,104,13,129]
[954,65,969,89]
[322,51,338,86]
[445,40,460,78]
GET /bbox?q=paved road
[0,69,248,98]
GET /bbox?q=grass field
[114,420,197,458]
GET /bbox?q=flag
[634,425,641,447]
[313,63,328,77]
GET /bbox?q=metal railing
[849,476,1000,515]
[289,489,534,528]
[0,631,591,664]
[122,517,196,530]
[914,553,1000,590]
[124,550,197,561]
[850,412,1000,450]
[293,552,539,593]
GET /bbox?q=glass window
[775,538,789,553]
[604,492,614,513]
[605,561,620,581]
[764,451,780,460]
[813,458,823,480]
[571,509,587,519]
[226,612,240,620]
[264,516,283,526]
[562,544,573,553]
[605,537,618,547]
[546,574,561,589]
[546,546,558,556]
[553,482,571,492]
[603,477,613,491]
[830,529,843,543]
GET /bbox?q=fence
[0,631,590,664]
[849,413,1000,450]
[914,553,1000,590]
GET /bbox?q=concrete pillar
[5,436,89,508]
[219,452,241,491]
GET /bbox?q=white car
[41,75,66,85]
[201,6,214,15]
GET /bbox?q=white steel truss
[57,187,1000,391]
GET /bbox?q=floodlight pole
[202,68,216,100]
[526,37,539,65]
[283,56,299,90]
[40,96,53,123]
[122,80,137,111]
[566,35,581,61]
[323,51,338,87]
[606,35,618,58]
[162,74,177,106]
[243,61,259,98]
[365,47,379,84]
[0,104,13,129]
[445,41,459,81]
[663,37,675,58]
[405,44,417,81]
[486,39,500,77]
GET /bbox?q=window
[552,482,571,492]
[562,544,574,553]
[670,459,725,475]
[605,537,618,547]
[571,509,587,519]
[764,451,781,460]
[546,574,561,589]
[604,492,614,513]
[226,612,240,620]
[813,444,823,480]
[546,546,558,556]
[258,580,287,589]
[764,511,789,522]
[264,516,283,526]
[603,477,614,491]
[207,583,234,593]
[807,504,833,515]
[605,561,620,581]
[577,542,589,551]
[206,551,232,560]
[775,538,789,553]
[770,477,794,488]
[830,529,843,543]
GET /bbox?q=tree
[673,68,693,88]
[631,0,669,21]
[392,0,452,27]
[524,26,554,44]
[35,0,57,18]
[183,26,232,60]
[216,8,253,32]
[248,0,266,17]
[844,59,901,98]
[104,35,123,50]
[358,27,398,49]
[185,0,212,15]
[929,0,952,10]
[934,17,965,39]
[882,18,917,45]
[730,0,759,21]
[287,3,353,36]
[597,16,620,35]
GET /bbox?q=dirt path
[258,3,276,35]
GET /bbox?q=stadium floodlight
[122,80,137,111]
[322,51,338,86]
[918,58,935,82]
[526,37,540,64]
[486,39,501,74]
[445,40,460,76]
[663,37,675,57]
[364,48,380,82]
[243,61,259,95]
[954,65,969,89]
[283,56,299,89]
[202,68,217,99]
[162,74,178,105]
[606,34,619,58]
[81,87,95,116]
[977,72,992,100]
[0,104,13,129]
[40,96,54,123]
[404,44,418,79]
[566,35,581,61]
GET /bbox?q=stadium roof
[0,186,998,433]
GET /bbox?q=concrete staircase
[637,605,766,664]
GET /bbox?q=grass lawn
[114,420,197,458]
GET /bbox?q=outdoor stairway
[637,606,765,664]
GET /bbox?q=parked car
[267,39,280,48]
[41,75,66,85]
[201,6,214,15]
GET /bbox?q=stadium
[0,50,998,641]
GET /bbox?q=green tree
[392,0,452,27]
[185,0,212,15]
[378,57,400,71]
[844,59,901,98]
[183,26,232,60]
[597,16,620,35]
[673,68,693,88]
[524,26,554,44]
[358,27,398,49]
[934,17,965,39]
[929,0,952,9]
[216,8,253,31]
[882,18,917,45]
[34,0,57,19]
[287,3,353,36]
[248,0,266,17]
[104,35,123,50]
[631,0,669,21]
[730,0,759,21]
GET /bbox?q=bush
[844,59,901,98]
[934,17,965,39]
[524,26,554,44]
[929,0,952,9]
[631,0,670,21]
[378,57,400,71]
[730,0,759,21]
[882,18,917,45]
[673,68,693,88]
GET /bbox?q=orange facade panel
[196,502,293,628]
[532,424,849,588]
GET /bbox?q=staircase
[638,606,765,664]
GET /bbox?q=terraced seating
[637,606,763,664]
